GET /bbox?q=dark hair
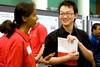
[14,2,35,28]
[4,2,36,38]
[58,0,78,14]
[0,20,15,38]
[91,23,100,32]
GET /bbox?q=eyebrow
[60,10,73,12]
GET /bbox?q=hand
[67,51,79,61]
[35,57,38,62]
[67,35,79,43]
[38,53,55,65]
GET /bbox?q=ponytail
[0,20,16,38]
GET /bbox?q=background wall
[48,0,62,8]
[0,0,31,6]
[48,0,96,15]
[96,0,100,14]
[90,0,96,15]
[0,0,98,15]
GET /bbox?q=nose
[63,14,68,18]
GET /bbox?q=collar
[91,34,100,39]
[59,25,77,36]
[15,28,30,42]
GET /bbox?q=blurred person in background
[29,22,47,67]
[29,22,47,62]
[90,23,100,67]
[0,20,13,67]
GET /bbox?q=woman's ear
[22,16,27,22]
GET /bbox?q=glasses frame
[60,12,74,17]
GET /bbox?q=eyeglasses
[60,12,74,16]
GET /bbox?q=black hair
[91,23,100,32]
[0,20,15,38]
[58,0,78,14]
[3,2,36,38]
[14,2,35,28]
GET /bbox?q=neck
[19,25,30,35]
[63,24,73,34]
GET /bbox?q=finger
[39,59,49,65]
[44,52,55,61]
[67,35,75,43]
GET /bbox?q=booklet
[58,37,78,66]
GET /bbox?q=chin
[62,23,69,26]
[32,25,35,27]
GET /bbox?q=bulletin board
[0,5,59,36]
[88,16,100,35]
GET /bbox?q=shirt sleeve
[83,33,92,50]
[42,34,57,58]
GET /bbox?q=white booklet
[58,37,78,66]
[58,37,78,53]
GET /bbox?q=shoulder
[0,35,8,41]
[0,35,8,45]
[37,23,46,29]
[7,32,25,49]
[74,28,90,41]
[46,29,59,40]
[75,28,88,36]
[48,28,59,35]
[10,32,24,43]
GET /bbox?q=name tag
[27,45,32,55]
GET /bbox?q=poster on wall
[91,20,100,25]
[37,15,59,34]
[75,19,83,30]
[0,12,59,37]
[0,12,14,37]
[0,12,14,24]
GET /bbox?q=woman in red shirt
[0,20,13,67]
[4,2,54,67]
[4,2,38,67]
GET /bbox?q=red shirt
[5,29,36,67]
[29,22,47,54]
[0,34,8,67]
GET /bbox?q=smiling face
[59,5,78,27]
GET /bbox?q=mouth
[62,19,69,23]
